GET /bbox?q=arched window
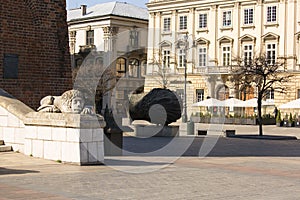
[128,58,139,78]
[116,57,126,77]
[216,85,229,100]
[140,60,147,77]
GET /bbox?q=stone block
[3,127,15,143]
[24,139,32,155]
[80,129,93,142]
[44,141,62,161]
[0,116,8,127]
[80,142,88,163]
[0,127,3,140]
[32,140,44,158]
[62,142,80,163]
[14,128,25,144]
[0,106,8,116]
[37,126,52,140]
[66,128,80,142]
[11,144,24,153]
[25,126,38,139]
[51,127,67,141]
[92,128,103,142]
[88,142,98,163]
[7,113,20,127]
[97,141,104,162]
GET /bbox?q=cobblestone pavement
[1,131,300,199]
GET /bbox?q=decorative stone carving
[129,88,182,125]
[38,89,94,115]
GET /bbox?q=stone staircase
[0,140,12,152]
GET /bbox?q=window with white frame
[178,49,186,68]
[199,13,207,29]
[86,30,94,45]
[222,46,231,66]
[198,47,207,67]
[179,16,187,30]
[222,11,232,27]
[163,50,170,68]
[266,89,274,101]
[266,43,276,64]
[244,8,254,25]
[243,44,253,65]
[130,29,139,48]
[267,6,277,23]
[163,17,171,32]
[196,89,205,102]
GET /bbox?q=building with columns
[67,2,148,115]
[146,0,300,118]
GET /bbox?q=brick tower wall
[0,0,72,109]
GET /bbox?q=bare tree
[150,50,171,89]
[231,54,293,136]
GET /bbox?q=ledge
[0,89,34,121]
[24,112,106,129]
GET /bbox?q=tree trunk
[257,95,263,136]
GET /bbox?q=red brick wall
[0,0,72,109]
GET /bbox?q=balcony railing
[194,66,236,74]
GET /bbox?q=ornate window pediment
[159,40,172,47]
[218,36,234,44]
[239,34,256,43]
[262,32,279,42]
[196,37,210,45]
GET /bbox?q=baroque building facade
[67,2,148,115]
[146,0,300,117]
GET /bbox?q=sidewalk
[1,124,300,200]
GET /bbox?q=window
[179,16,187,30]
[163,50,170,68]
[128,59,139,77]
[244,8,254,25]
[3,54,18,79]
[198,47,207,67]
[266,43,276,64]
[86,30,94,45]
[196,89,205,102]
[222,46,231,66]
[163,17,171,32]
[141,60,147,77]
[267,6,277,23]
[116,58,126,77]
[266,89,274,100]
[243,44,253,65]
[176,89,184,101]
[199,13,207,29]
[130,29,139,48]
[178,49,186,68]
[298,89,300,99]
[223,11,232,27]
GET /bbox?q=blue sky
[66,0,148,9]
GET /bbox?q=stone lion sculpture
[37,89,93,114]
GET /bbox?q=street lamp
[176,33,195,123]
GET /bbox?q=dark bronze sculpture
[129,88,182,125]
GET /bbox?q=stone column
[69,31,76,68]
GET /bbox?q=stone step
[0,140,4,145]
[0,145,12,152]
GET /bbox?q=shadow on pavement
[0,167,39,175]
[123,136,300,157]
[104,159,171,166]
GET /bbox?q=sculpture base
[135,125,179,137]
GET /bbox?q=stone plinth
[24,113,106,165]
[135,125,179,137]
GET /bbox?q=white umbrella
[242,98,268,107]
[192,98,223,107]
[222,98,245,107]
[279,98,300,109]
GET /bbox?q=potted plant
[283,113,289,127]
[276,110,282,127]
[289,113,294,127]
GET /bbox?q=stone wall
[0,0,72,109]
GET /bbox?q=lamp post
[176,33,195,123]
